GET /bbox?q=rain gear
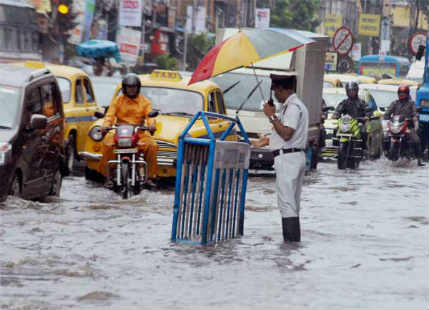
[101,94,158,179]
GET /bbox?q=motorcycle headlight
[341,123,351,132]
[89,126,103,142]
[0,142,12,165]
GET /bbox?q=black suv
[0,65,67,202]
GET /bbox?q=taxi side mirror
[30,114,48,130]
[94,111,105,119]
[148,111,159,118]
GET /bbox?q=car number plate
[114,148,138,154]
[419,114,429,122]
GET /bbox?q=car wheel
[49,169,62,197]
[66,134,77,173]
[9,173,22,197]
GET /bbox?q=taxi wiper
[222,81,240,95]
[163,112,194,117]
[0,125,11,129]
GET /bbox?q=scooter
[385,115,414,162]
[334,114,364,169]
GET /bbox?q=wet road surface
[0,159,428,308]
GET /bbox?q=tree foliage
[186,33,215,70]
[256,0,321,31]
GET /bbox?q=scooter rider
[383,85,425,166]
[333,81,370,150]
[100,73,159,186]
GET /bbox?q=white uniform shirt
[269,93,309,150]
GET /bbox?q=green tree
[257,0,321,32]
[155,54,177,70]
[186,33,216,71]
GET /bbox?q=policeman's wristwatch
[268,115,278,122]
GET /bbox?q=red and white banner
[119,0,142,27]
[255,8,270,29]
[117,27,141,64]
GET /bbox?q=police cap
[270,74,296,90]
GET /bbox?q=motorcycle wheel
[389,141,400,161]
[121,162,130,199]
[337,142,348,170]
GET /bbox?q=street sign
[409,32,427,55]
[332,26,354,56]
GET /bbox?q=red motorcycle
[103,111,158,199]
[385,115,413,161]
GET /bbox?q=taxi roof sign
[24,61,46,69]
[150,70,182,81]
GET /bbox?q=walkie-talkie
[267,90,274,106]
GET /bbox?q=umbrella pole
[251,64,266,102]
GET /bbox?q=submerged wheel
[65,134,77,174]
[9,173,22,198]
[337,143,348,169]
[120,162,130,199]
[49,169,62,197]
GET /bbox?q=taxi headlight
[420,99,429,108]
[0,142,12,165]
[89,126,103,142]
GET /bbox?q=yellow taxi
[324,73,377,87]
[377,78,419,87]
[13,61,103,172]
[81,70,238,181]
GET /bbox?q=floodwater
[0,159,427,309]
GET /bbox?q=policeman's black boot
[418,158,425,167]
[285,217,301,242]
[282,217,288,242]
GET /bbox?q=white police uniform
[269,93,309,218]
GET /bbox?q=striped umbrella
[188,28,314,85]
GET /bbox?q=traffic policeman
[253,74,309,242]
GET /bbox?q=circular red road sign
[332,26,354,56]
[409,32,427,55]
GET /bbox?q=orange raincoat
[100,94,158,179]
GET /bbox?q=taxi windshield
[323,93,347,108]
[141,87,203,115]
[0,84,20,129]
[56,77,71,102]
[364,89,397,109]
[211,72,271,111]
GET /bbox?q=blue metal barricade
[171,111,250,245]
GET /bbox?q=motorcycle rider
[101,73,159,187]
[333,81,370,151]
[383,85,425,166]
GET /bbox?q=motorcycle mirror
[148,110,159,118]
[322,106,335,112]
[94,111,105,119]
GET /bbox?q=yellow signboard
[324,14,343,37]
[392,7,410,28]
[359,14,380,37]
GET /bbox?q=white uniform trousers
[274,151,306,218]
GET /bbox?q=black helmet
[122,73,141,99]
[345,81,359,98]
[344,81,359,92]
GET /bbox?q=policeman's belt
[273,148,305,158]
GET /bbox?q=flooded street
[1,159,427,309]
